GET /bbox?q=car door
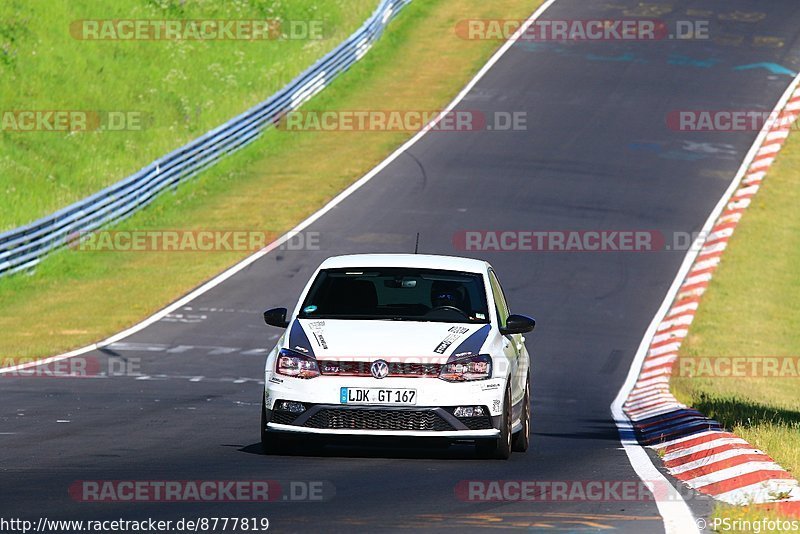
[488,270,523,403]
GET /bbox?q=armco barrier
[0,0,410,277]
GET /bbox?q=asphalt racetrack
[3,1,800,532]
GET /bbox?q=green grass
[0,0,544,362]
[0,0,379,231]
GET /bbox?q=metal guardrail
[0,0,411,277]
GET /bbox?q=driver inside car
[430,281,468,316]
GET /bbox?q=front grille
[457,415,493,430]
[271,411,299,425]
[304,408,454,431]
[318,361,442,378]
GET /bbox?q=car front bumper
[268,422,500,439]
[264,375,506,438]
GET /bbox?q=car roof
[318,254,490,274]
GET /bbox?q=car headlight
[275,348,320,379]
[439,353,492,382]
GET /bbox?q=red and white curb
[624,82,800,510]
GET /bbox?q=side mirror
[500,314,536,335]
[263,307,289,328]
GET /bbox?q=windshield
[298,267,490,323]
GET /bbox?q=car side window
[488,270,510,328]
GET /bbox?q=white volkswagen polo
[260,254,535,459]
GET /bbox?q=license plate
[340,387,417,405]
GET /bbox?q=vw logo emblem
[370,359,389,379]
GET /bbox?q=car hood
[285,319,492,361]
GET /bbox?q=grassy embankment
[0,0,379,231]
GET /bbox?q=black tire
[512,378,530,452]
[260,393,288,455]
[476,384,513,460]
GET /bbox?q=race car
[260,254,535,458]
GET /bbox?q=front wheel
[476,384,512,460]
[512,377,530,452]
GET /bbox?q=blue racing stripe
[288,320,315,357]
[450,324,491,357]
